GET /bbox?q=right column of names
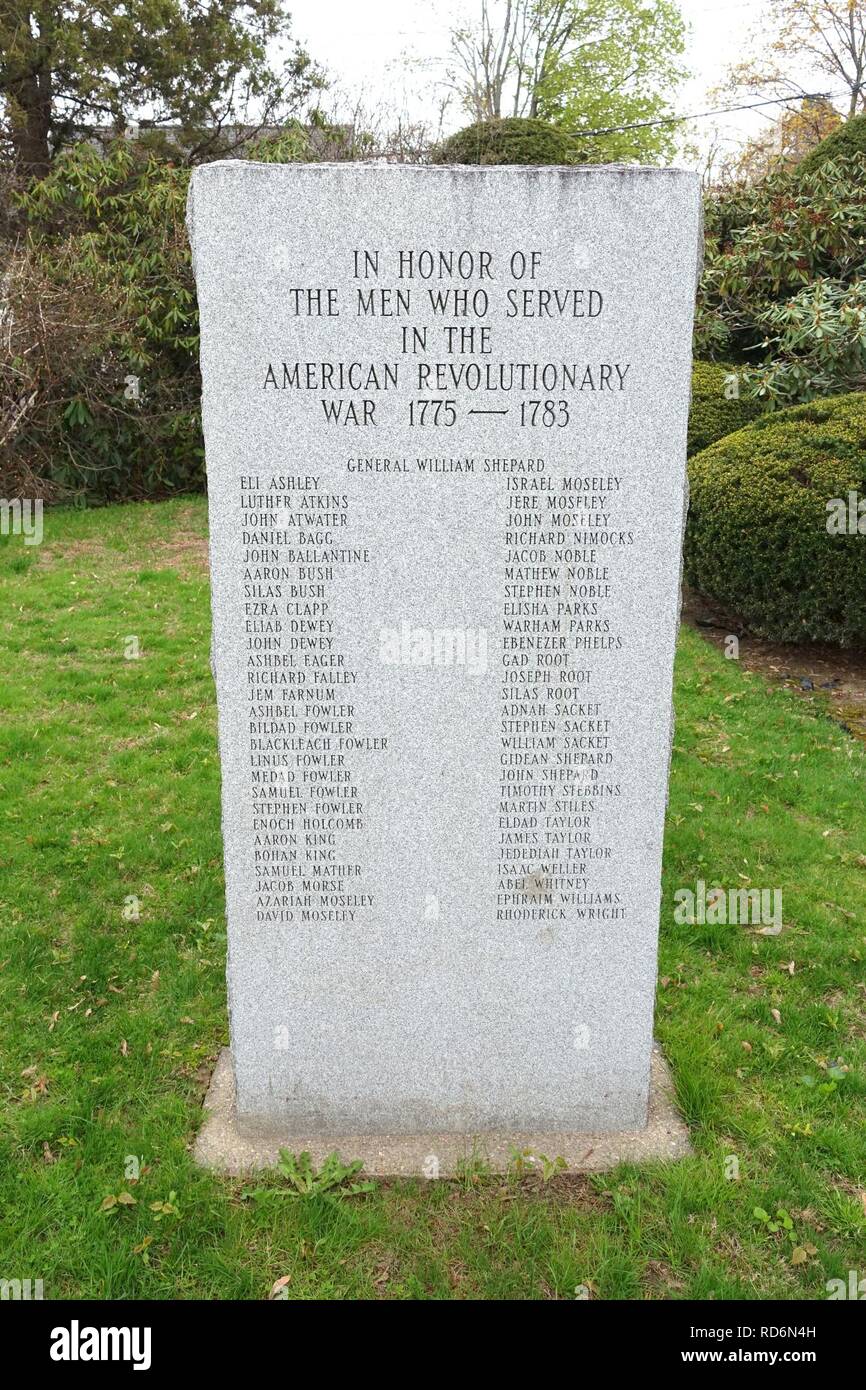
[497,467,632,927]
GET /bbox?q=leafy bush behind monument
[695,154,866,407]
[688,362,767,457]
[433,117,575,166]
[1,130,330,503]
[685,393,866,647]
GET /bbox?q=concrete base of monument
[193,1046,691,1177]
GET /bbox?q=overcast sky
[288,0,828,169]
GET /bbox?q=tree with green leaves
[0,1,325,175]
[445,0,687,163]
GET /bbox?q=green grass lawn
[1,496,864,1300]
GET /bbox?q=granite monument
[188,161,701,1159]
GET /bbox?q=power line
[570,90,842,140]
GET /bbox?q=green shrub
[5,142,198,502]
[688,362,766,457]
[797,114,866,180]
[684,393,866,646]
[2,126,325,504]
[433,117,573,166]
[696,155,866,406]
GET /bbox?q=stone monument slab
[188,161,701,1140]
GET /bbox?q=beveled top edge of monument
[190,159,699,181]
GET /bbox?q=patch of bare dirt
[36,537,106,567]
[682,585,866,742]
[36,506,210,577]
[153,527,209,574]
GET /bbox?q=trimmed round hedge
[797,113,866,179]
[433,117,573,166]
[688,362,766,457]
[684,393,866,646]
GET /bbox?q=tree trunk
[9,67,52,177]
[6,9,53,178]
